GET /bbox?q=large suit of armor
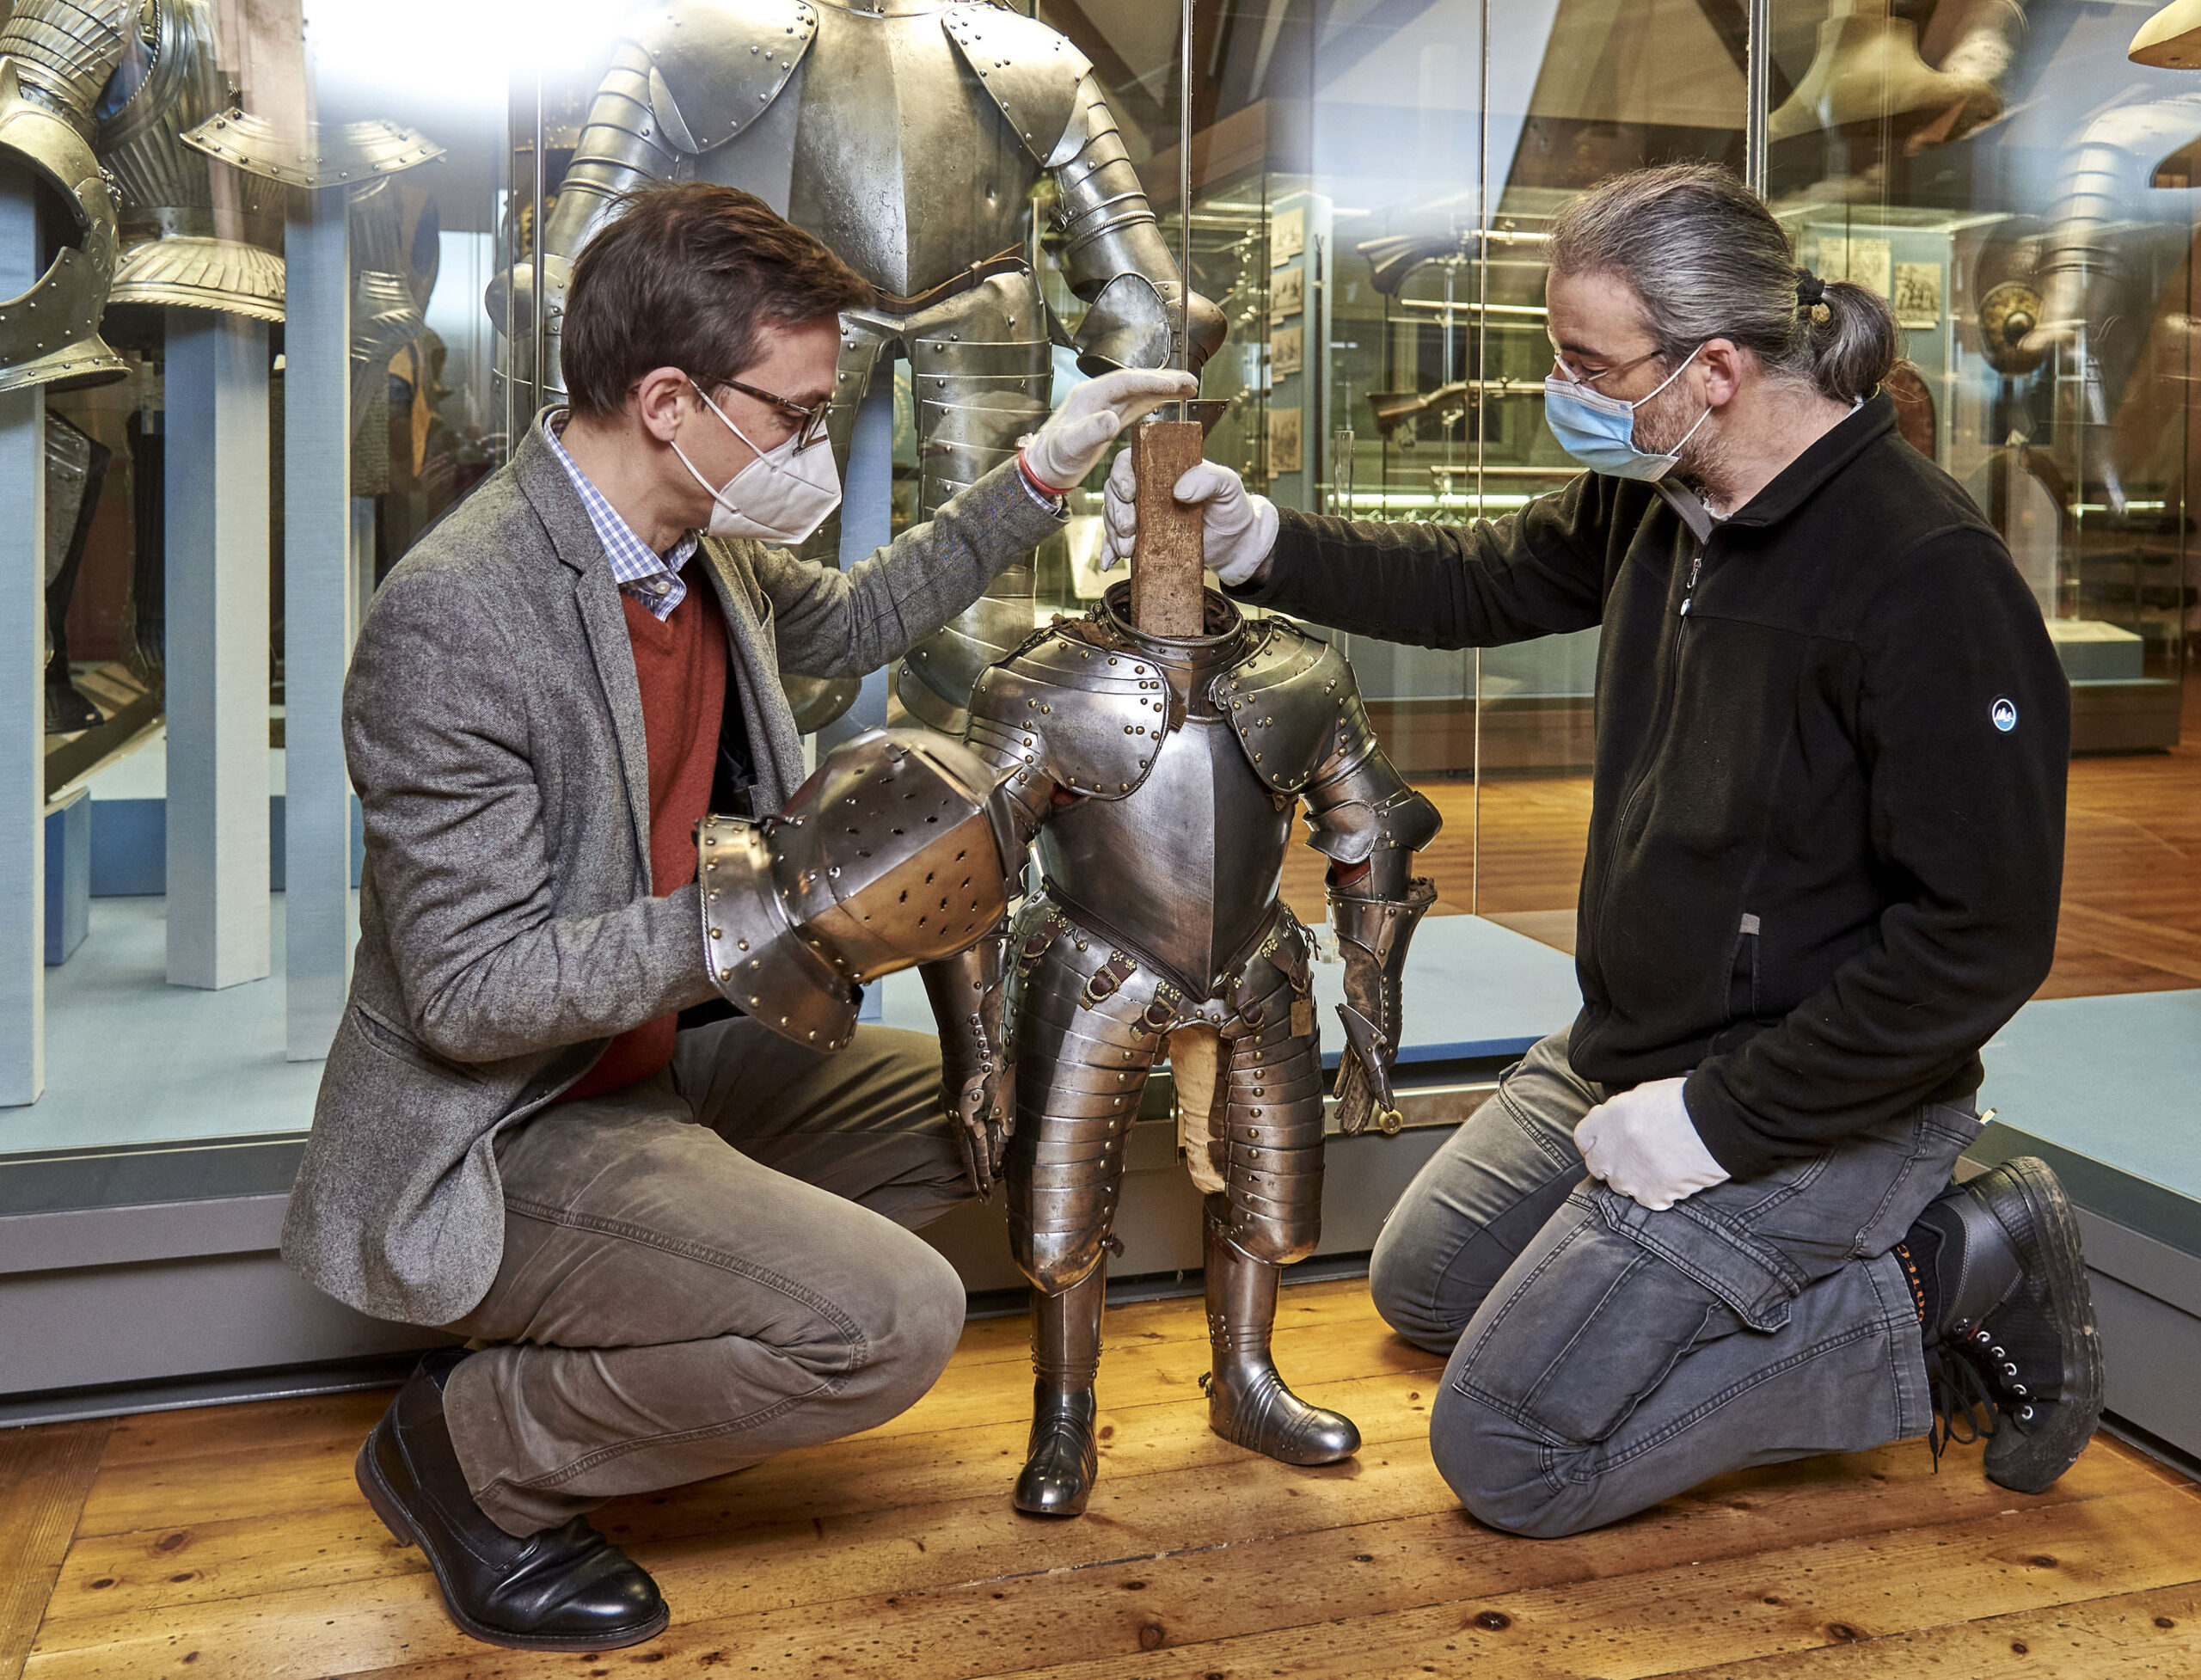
[508,0,1223,732]
[931,577,1441,1514]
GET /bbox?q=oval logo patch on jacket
[1991,697,2019,733]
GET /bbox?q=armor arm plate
[1049,71,1225,375]
[1296,656,1441,1137]
[539,40,687,267]
[699,729,1021,1052]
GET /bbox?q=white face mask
[669,378,841,545]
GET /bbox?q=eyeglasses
[1549,346,1664,390]
[708,375,836,452]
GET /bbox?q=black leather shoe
[1902,1158,2104,1494]
[357,1350,669,1651]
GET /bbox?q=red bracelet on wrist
[1017,449,1071,500]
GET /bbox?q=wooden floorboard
[0,1419,109,1680]
[13,1281,2201,1680]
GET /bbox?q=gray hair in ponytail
[1545,163,1902,405]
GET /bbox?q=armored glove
[921,926,1015,1198]
[1020,367,1199,492]
[1575,1077,1731,1211]
[1100,453,1278,586]
[697,729,1021,1055]
[1327,875,1438,1137]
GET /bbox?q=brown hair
[561,181,874,418]
[1546,163,1903,405]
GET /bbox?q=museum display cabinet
[1,0,2197,1474]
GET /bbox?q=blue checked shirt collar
[543,410,698,620]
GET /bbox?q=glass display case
[4,0,2198,1412]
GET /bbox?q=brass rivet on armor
[708,928,720,940]
[717,967,730,980]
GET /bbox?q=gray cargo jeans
[438,1015,971,1536]
[1369,1029,1978,1538]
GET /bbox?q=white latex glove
[1021,368,1199,491]
[1574,1076,1731,1212]
[1099,452,1279,586]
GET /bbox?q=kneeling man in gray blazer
[279,181,1192,1651]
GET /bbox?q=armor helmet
[0,58,126,395]
[700,729,1021,1050]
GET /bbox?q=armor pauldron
[1212,625,1357,796]
[941,3,1089,163]
[181,112,444,188]
[0,58,124,395]
[898,593,1048,736]
[968,634,1176,802]
[698,729,1019,1052]
[635,0,818,156]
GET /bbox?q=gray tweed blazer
[280,418,1061,1326]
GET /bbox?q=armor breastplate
[700,2,1037,299]
[1039,710,1292,999]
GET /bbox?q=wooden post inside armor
[1128,420,1206,637]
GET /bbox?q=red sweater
[556,569,727,1103]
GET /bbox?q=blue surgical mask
[1542,346,1711,480]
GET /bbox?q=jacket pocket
[348,1001,485,1087]
[1725,912,1761,1023]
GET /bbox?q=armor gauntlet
[697,729,1021,1053]
[1049,72,1223,376]
[1327,870,1437,1137]
[922,924,1013,1197]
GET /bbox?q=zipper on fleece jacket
[1591,544,1703,961]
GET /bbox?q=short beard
[1635,378,1732,507]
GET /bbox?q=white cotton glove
[1574,1076,1731,1212]
[1099,452,1280,586]
[1021,368,1199,491]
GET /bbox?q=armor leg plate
[1199,927,1355,1465]
[1201,1193,1360,1467]
[1213,933,1327,1267]
[1014,1260,1105,1517]
[1003,921,1164,1295]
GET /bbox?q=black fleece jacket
[1233,395,2068,1179]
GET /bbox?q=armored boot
[1199,1195,1359,1465]
[1014,1262,1106,1517]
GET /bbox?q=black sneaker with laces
[1894,1156,2105,1494]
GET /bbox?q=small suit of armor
[931,582,1440,1514]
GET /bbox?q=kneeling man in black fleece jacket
[1101,163,2100,1537]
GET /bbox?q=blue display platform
[1973,988,2201,1467]
[879,911,1583,1068]
[1978,990,2201,1226]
